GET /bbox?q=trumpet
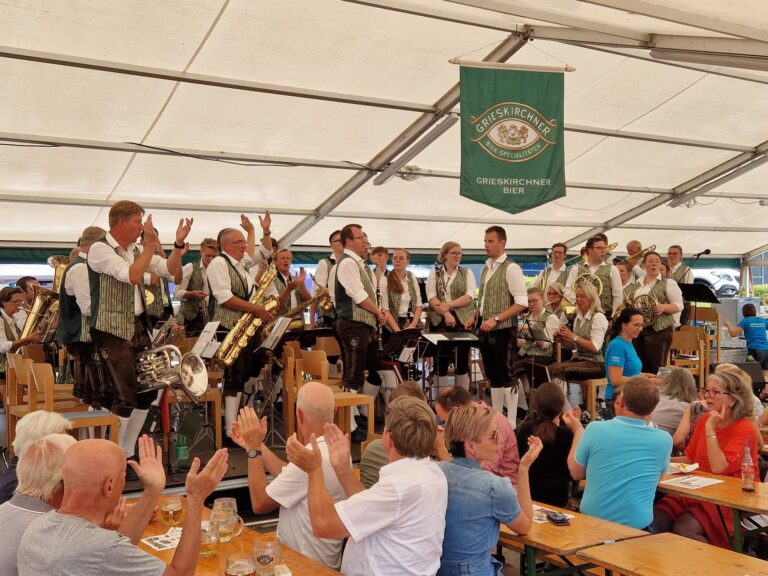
[624,244,656,266]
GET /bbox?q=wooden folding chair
[669,330,707,387]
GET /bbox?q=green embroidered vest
[577,263,613,315]
[625,278,675,332]
[334,254,376,329]
[88,240,147,341]
[179,260,205,321]
[670,265,690,284]
[573,313,605,363]
[274,273,309,317]
[0,313,18,373]
[478,259,515,331]
[57,256,90,345]
[541,266,568,289]
[210,256,250,330]
[427,267,473,327]
[387,271,420,319]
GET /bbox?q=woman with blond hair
[654,370,759,547]
[426,241,477,391]
[382,248,423,333]
[438,405,542,575]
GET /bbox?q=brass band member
[334,224,386,438]
[667,244,693,325]
[465,226,528,429]
[370,246,389,283]
[269,248,311,325]
[383,249,423,333]
[624,251,683,374]
[426,241,477,391]
[310,230,343,329]
[626,239,646,283]
[141,229,180,326]
[565,236,623,317]
[207,218,275,440]
[535,243,568,290]
[545,282,567,326]
[57,226,106,405]
[613,258,631,292]
[0,287,39,377]
[87,201,190,459]
[514,286,560,380]
[549,282,608,403]
[174,237,218,336]
[13,276,39,331]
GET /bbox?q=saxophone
[262,288,334,337]
[216,264,279,367]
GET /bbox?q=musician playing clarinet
[86,201,190,462]
[426,241,476,392]
[465,226,527,429]
[334,224,386,441]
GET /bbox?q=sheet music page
[191,321,220,356]
[422,333,449,344]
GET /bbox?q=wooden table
[577,532,768,576]
[657,471,768,552]
[140,502,340,575]
[498,502,648,576]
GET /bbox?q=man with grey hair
[0,433,76,576]
[58,225,106,405]
[232,381,347,569]
[0,411,72,504]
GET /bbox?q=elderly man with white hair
[0,410,72,504]
[0,433,76,576]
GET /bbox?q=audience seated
[651,368,697,435]
[654,371,758,547]
[359,380,426,488]
[0,433,76,576]
[232,381,347,570]
[568,376,672,530]
[435,386,520,485]
[0,410,72,504]
[516,382,580,508]
[17,438,228,576]
[287,396,447,576]
[438,405,542,576]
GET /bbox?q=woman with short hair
[651,368,697,435]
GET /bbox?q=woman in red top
[653,371,758,547]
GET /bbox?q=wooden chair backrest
[12,356,37,409]
[680,325,705,340]
[285,340,302,358]
[294,358,305,390]
[21,344,45,363]
[695,307,719,322]
[313,336,341,357]
[300,350,330,382]
[671,330,701,354]
[31,363,56,411]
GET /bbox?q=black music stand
[255,317,293,448]
[381,328,423,380]
[517,319,552,389]
[420,332,479,400]
[678,283,719,326]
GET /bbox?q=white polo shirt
[336,456,448,576]
[265,437,346,570]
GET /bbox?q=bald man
[18,439,228,576]
[232,381,347,570]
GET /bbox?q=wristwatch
[572,334,579,343]
[173,241,185,249]
[493,315,501,322]
[247,448,262,459]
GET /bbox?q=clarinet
[376,277,384,352]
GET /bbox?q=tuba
[20,255,70,341]
[216,264,280,367]
[137,344,208,402]
[262,288,334,338]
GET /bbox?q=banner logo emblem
[470,102,558,163]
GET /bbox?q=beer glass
[160,495,183,526]
[210,507,244,543]
[253,538,282,576]
[225,553,256,576]
[212,497,238,516]
[199,521,219,558]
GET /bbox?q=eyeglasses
[331,238,342,244]
[350,236,365,241]
[10,299,24,305]
[447,251,462,256]
[227,240,246,245]
[480,430,499,443]
[704,388,731,397]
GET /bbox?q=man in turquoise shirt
[566,376,672,530]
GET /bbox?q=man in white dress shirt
[174,237,218,336]
[565,236,623,317]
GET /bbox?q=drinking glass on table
[210,506,244,543]
[253,538,282,576]
[160,495,183,526]
[199,521,220,558]
[225,553,256,576]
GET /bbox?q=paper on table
[660,475,724,489]
[422,333,448,344]
[666,462,700,474]
[532,505,575,524]
[141,527,183,551]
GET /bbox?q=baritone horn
[137,344,209,403]
[20,254,70,341]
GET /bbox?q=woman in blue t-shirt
[725,302,768,382]
[605,307,661,415]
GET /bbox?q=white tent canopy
[1,0,767,258]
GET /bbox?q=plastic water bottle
[175,434,189,469]
[742,438,755,493]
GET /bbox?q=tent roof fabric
[1,0,767,259]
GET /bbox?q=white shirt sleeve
[410,275,423,308]
[533,269,544,288]
[378,275,389,311]
[67,261,92,317]
[564,266,578,304]
[610,265,623,314]
[335,480,402,542]
[265,462,309,510]
[313,259,330,295]
[87,241,132,284]
[173,262,193,300]
[666,278,684,313]
[0,318,12,354]
[589,312,608,351]
[337,258,369,305]
[507,264,528,308]
[425,270,437,301]
[544,314,560,342]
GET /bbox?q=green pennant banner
[460,66,566,214]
